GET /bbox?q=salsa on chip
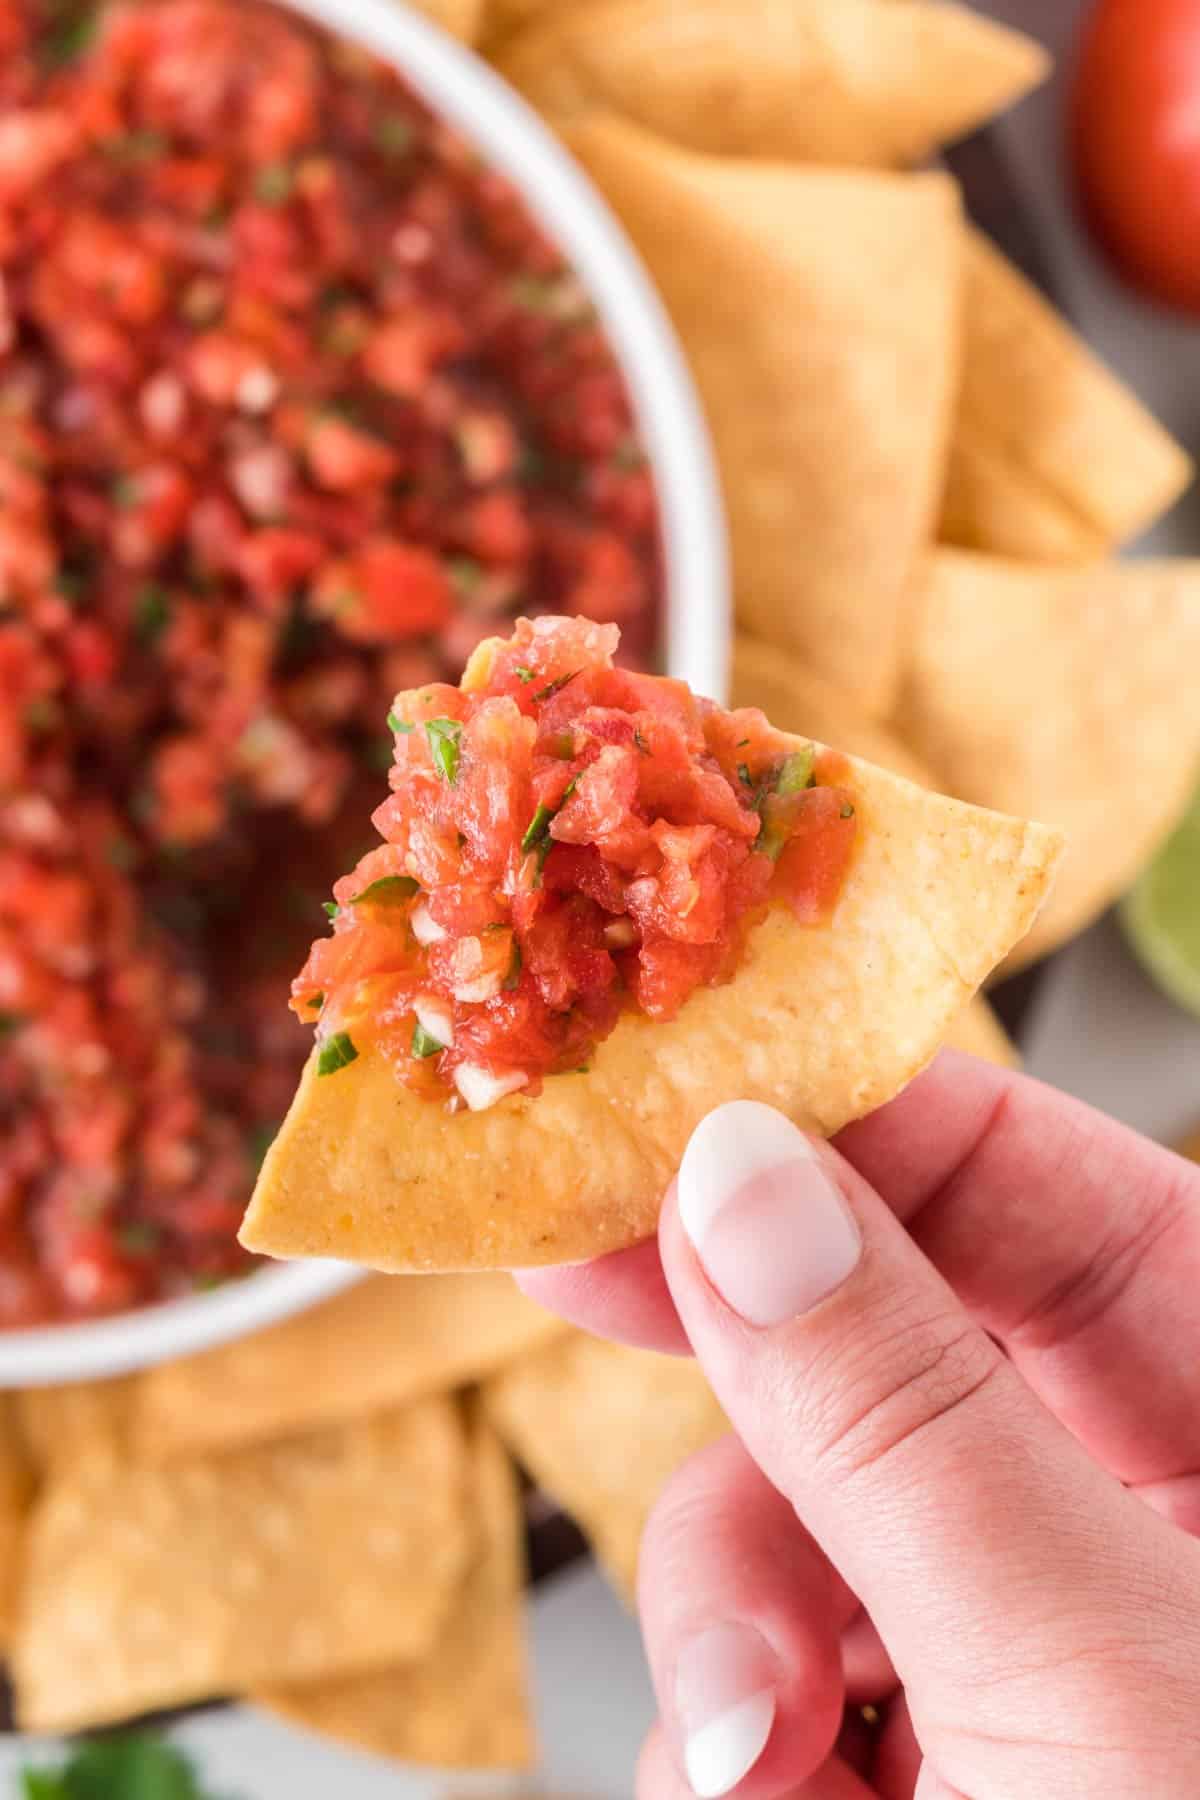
[241,615,1062,1272]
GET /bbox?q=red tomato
[1072,0,1200,312]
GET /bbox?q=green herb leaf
[0,1011,24,1042]
[111,474,140,510]
[373,114,414,157]
[117,1221,162,1257]
[386,710,414,735]
[305,992,325,1012]
[503,940,523,990]
[840,802,855,820]
[254,161,294,205]
[353,874,419,907]
[40,7,96,69]
[104,129,169,162]
[411,1022,444,1058]
[134,583,172,648]
[520,803,554,855]
[21,1732,225,1800]
[515,667,535,684]
[248,1123,278,1175]
[322,900,339,920]
[448,556,483,597]
[736,738,750,748]
[424,717,463,784]
[736,763,754,788]
[317,1031,358,1077]
[633,728,650,755]
[532,670,580,704]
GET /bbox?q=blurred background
[1,0,1199,1793]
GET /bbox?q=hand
[520,1051,1200,1799]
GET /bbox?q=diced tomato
[775,787,859,926]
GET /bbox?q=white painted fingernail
[675,1622,777,1797]
[678,1101,861,1328]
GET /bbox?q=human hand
[520,1052,1200,1799]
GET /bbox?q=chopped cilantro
[25,698,58,734]
[317,1031,358,1077]
[39,7,96,69]
[515,667,535,684]
[117,1221,162,1256]
[448,556,483,596]
[104,129,169,162]
[20,1731,230,1799]
[0,1011,24,1041]
[633,728,650,755]
[55,565,90,604]
[110,474,140,510]
[736,737,751,748]
[736,763,754,788]
[305,993,324,1012]
[353,874,419,906]
[247,1123,278,1175]
[373,114,414,157]
[322,900,339,920]
[105,835,137,872]
[425,717,463,784]
[386,710,415,735]
[254,162,295,205]
[411,1022,443,1059]
[840,802,856,819]
[533,669,580,703]
[520,803,554,854]
[134,583,172,648]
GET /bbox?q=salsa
[294,617,857,1109]
[0,0,660,1323]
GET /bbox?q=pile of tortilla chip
[0,1272,735,1762]
[464,0,1200,977]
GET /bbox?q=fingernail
[675,1622,777,1798]
[678,1101,861,1327]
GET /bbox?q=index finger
[521,1051,1200,1502]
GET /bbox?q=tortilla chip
[243,717,1059,1271]
[562,115,961,714]
[485,1333,726,1601]
[731,635,935,788]
[898,550,1200,970]
[136,1272,563,1462]
[0,1398,32,1653]
[943,997,1019,1069]
[258,1421,533,1768]
[497,0,1047,167]
[943,233,1191,561]
[15,1375,137,1477]
[13,1395,472,1733]
[412,0,486,41]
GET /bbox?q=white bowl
[0,0,729,1388]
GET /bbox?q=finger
[637,1728,877,1800]
[516,1236,688,1354]
[637,1433,845,1798]
[837,1049,1200,1489]
[661,1101,1199,1779]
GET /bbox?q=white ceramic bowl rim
[0,0,729,1387]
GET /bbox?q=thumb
[663,1101,1187,1764]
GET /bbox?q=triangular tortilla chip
[497,0,1047,166]
[241,725,1060,1271]
[943,996,1019,1069]
[562,116,961,714]
[484,1332,726,1601]
[942,232,1191,561]
[16,1375,137,1478]
[731,634,935,788]
[0,1398,32,1654]
[257,1420,534,1769]
[413,0,485,40]
[13,1396,472,1733]
[136,1272,563,1462]
[897,550,1200,970]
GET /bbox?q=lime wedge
[1120,785,1200,1018]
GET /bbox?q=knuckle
[798,1307,1005,1486]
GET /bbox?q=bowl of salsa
[0,0,727,1382]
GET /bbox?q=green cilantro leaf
[515,667,535,684]
[353,875,419,907]
[322,900,339,920]
[386,710,414,735]
[520,803,554,855]
[254,161,294,205]
[317,1031,358,1077]
[411,1022,443,1059]
[134,583,172,648]
[532,670,580,704]
[424,717,463,784]
[21,1732,230,1800]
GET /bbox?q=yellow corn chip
[243,760,1058,1273]
[0,1397,32,1653]
[898,550,1200,970]
[943,996,1019,1069]
[136,1272,563,1461]
[497,0,1047,166]
[16,1375,137,1477]
[258,1421,533,1768]
[943,233,1191,562]
[412,0,486,41]
[485,1332,726,1600]
[13,1396,472,1733]
[563,116,961,713]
